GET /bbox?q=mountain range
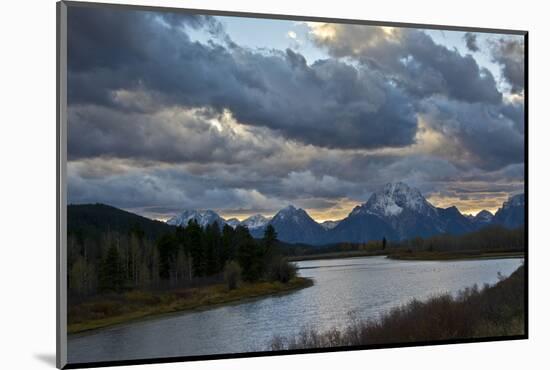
[166,182,525,245]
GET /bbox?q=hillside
[68,203,175,241]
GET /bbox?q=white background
[1,0,548,369]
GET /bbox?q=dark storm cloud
[67,7,220,72]
[420,98,524,170]
[490,37,525,93]
[67,105,284,164]
[311,25,502,104]
[463,33,479,52]
[500,99,525,134]
[68,6,418,150]
[459,163,524,185]
[68,164,282,214]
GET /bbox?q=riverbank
[68,277,313,334]
[387,250,524,261]
[289,249,524,262]
[288,250,387,262]
[271,264,525,350]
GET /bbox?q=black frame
[56,1,529,368]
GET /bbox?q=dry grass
[271,265,525,350]
[68,277,313,334]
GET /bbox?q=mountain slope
[268,205,326,244]
[437,206,474,235]
[329,212,397,243]
[493,194,525,228]
[68,203,175,240]
[470,210,494,230]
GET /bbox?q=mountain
[328,210,398,243]
[330,183,449,242]
[328,182,499,243]
[438,206,475,235]
[268,205,326,244]
[493,194,525,228]
[162,186,525,245]
[241,214,270,230]
[225,218,241,228]
[320,220,341,230]
[360,182,438,219]
[470,210,494,230]
[166,209,226,228]
[68,203,175,240]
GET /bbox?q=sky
[66,6,525,222]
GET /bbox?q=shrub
[270,265,525,350]
[223,261,242,290]
[269,257,297,283]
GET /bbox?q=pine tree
[221,224,236,263]
[236,226,262,282]
[99,244,124,292]
[264,225,277,249]
[186,219,205,277]
[157,234,178,281]
[204,222,222,275]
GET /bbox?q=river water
[68,256,523,364]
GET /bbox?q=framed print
[57,1,528,368]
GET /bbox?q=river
[68,256,523,364]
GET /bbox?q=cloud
[67,104,289,165]
[309,24,502,104]
[490,37,525,93]
[420,98,524,170]
[68,162,284,216]
[463,32,479,52]
[68,7,418,150]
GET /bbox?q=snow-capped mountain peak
[271,205,319,225]
[241,214,270,229]
[166,209,225,228]
[273,205,300,220]
[353,182,435,218]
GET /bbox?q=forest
[68,214,295,300]
[67,204,524,300]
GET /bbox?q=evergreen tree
[204,222,222,275]
[238,239,262,282]
[186,219,205,277]
[236,226,263,281]
[221,224,236,264]
[99,244,124,292]
[157,234,178,280]
[262,225,279,278]
[263,225,277,249]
